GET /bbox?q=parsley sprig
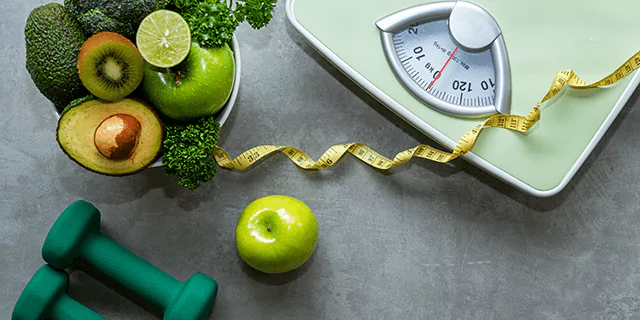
[170,0,277,48]
[162,116,220,190]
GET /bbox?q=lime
[136,10,191,68]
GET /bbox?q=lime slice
[136,10,191,68]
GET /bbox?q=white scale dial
[376,1,512,118]
[393,19,496,108]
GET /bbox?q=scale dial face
[376,1,512,118]
[393,20,496,108]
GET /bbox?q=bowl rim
[52,35,242,169]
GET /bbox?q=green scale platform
[286,0,640,197]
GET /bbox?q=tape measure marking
[214,51,640,171]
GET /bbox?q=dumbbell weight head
[165,273,218,320]
[42,200,101,270]
[13,264,67,320]
[12,265,104,320]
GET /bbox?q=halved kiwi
[77,31,144,101]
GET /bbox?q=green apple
[141,42,235,121]
[236,195,319,274]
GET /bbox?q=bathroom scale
[285,0,640,197]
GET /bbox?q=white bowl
[52,35,242,169]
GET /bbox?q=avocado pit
[94,114,142,160]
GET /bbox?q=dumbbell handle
[81,233,182,312]
[50,295,105,320]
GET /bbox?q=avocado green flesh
[25,3,89,110]
[57,99,163,175]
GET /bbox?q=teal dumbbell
[12,264,104,320]
[42,200,218,320]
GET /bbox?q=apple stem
[267,225,272,232]
[175,71,183,86]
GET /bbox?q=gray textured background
[3,0,640,319]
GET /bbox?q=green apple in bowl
[236,195,319,274]
[141,42,235,121]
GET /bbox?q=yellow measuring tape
[214,51,640,171]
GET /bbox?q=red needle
[428,46,459,90]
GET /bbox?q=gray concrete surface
[3,1,640,319]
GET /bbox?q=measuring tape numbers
[213,50,640,172]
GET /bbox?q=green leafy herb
[168,0,277,48]
[183,1,239,48]
[235,0,277,30]
[162,116,220,190]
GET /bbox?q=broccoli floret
[78,8,132,37]
[64,0,168,39]
[162,116,221,190]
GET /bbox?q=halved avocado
[57,98,163,176]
